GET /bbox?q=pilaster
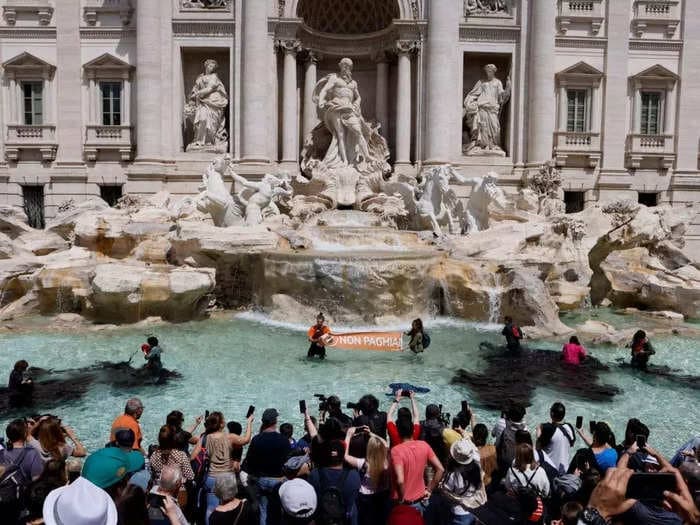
[135,0,162,161]
[278,39,301,165]
[374,52,390,142]
[303,51,320,141]
[395,40,418,167]
[676,0,700,175]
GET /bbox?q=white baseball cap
[279,478,317,518]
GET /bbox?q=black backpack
[0,449,30,505]
[317,468,350,525]
[422,332,431,349]
[535,450,561,486]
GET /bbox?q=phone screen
[299,400,306,414]
[625,473,676,503]
[589,420,597,434]
[575,416,583,429]
[246,405,255,418]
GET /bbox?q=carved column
[241,0,270,163]
[303,51,320,141]
[424,0,460,164]
[279,39,301,164]
[558,85,567,131]
[395,41,415,166]
[527,0,557,165]
[135,0,161,160]
[374,52,389,139]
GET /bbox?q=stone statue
[181,0,231,8]
[184,59,228,152]
[527,160,565,217]
[465,0,508,15]
[195,154,241,227]
[232,173,293,226]
[463,64,511,156]
[415,165,469,236]
[300,58,391,208]
[464,172,511,232]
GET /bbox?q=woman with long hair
[505,443,550,498]
[150,425,194,484]
[439,438,486,525]
[561,335,587,365]
[405,318,425,354]
[29,416,86,461]
[576,422,618,474]
[630,329,655,370]
[344,426,390,525]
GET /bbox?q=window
[100,185,123,207]
[638,192,658,207]
[22,186,45,229]
[566,89,588,132]
[22,81,43,125]
[640,92,661,135]
[564,191,585,214]
[100,81,121,126]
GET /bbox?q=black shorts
[307,343,326,358]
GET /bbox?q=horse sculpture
[415,165,469,235]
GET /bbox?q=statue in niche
[232,172,293,226]
[181,0,231,8]
[184,59,228,152]
[300,57,391,208]
[463,64,511,156]
[465,0,508,15]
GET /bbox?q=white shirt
[505,464,550,498]
[544,423,574,474]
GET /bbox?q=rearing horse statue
[415,165,469,235]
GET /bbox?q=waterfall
[487,274,502,324]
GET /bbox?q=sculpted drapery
[184,59,228,152]
[463,64,511,156]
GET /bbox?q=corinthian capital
[275,39,302,55]
[395,40,420,55]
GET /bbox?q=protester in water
[307,312,331,359]
[561,336,587,365]
[144,336,164,380]
[630,329,655,370]
[405,318,425,354]
[8,359,32,391]
[501,316,523,353]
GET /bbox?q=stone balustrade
[626,133,675,168]
[5,124,57,161]
[554,131,601,167]
[632,0,680,37]
[557,0,604,35]
[84,125,134,161]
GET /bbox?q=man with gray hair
[110,397,144,453]
[148,465,189,525]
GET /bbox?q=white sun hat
[43,476,118,525]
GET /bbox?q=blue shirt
[594,447,618,473]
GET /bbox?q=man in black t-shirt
[243,408,291,525]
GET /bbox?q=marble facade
[0,0,699,251]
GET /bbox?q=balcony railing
[626,133,675,168]
[554,131,601,167]
[632,0,680,37]
[557,0,604,35]
[84,125,133,161]
[5,124,57,161]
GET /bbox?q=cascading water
[487,274,502,324]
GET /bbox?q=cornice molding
[459,25,519,43]
[172,21,235,36]
[556,37,607,49]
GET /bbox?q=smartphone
[148,493,166,508]
[299,400,306,414]
[589,420,597,434]
[636,434,647,450]
[246,405,255,418]
[575,416,583,429]
[205,410,210,419]
[401,390,411,397]
[625,472,676,503]
[461,400,469,414]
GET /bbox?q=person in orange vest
[307,312,331,359]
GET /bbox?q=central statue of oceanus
[300,58,391,208]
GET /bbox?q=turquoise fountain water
[0,314,697,456]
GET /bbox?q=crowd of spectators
[0,392,698,525]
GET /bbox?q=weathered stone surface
[46,198,110,239]
[15,230,69,256]
[34,247,96,314]
[0,205,32,239]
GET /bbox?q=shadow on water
[452,342,621,410]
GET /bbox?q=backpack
[421,420,446,463]
[422,332,431,349]
[0,448,30,505]
[496,424,519,471]
[535,450,561,486]
[512,325,522,339]
[191,435,209,484]
[317,468,350,525]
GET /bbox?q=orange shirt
[110,414,143,450]
[308,324,331,340]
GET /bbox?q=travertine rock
[15,230,69,256]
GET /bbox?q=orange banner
[323,332,403,352]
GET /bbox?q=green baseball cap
[81,447,145,489]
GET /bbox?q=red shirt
[561,343,586,365]
[390,440,436,501]
[386,421,421,449]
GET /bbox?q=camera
[346,402,360,411]
[314,394,329,412]
[438,404,451,427]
